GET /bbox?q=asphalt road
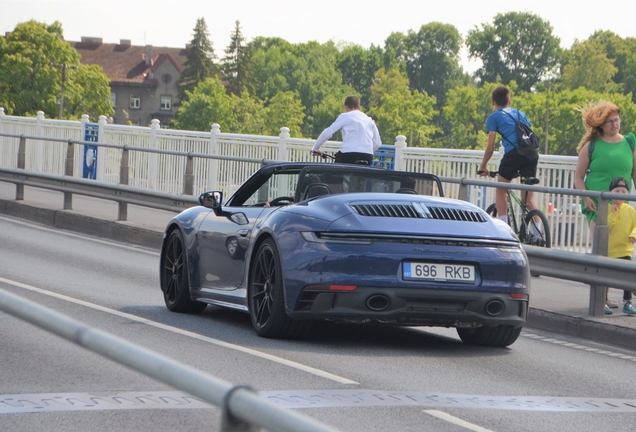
[2,215,636,432]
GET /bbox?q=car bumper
[289,286,528,328]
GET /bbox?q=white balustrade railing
[0,109,607,251]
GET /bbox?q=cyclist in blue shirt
[478,85,539,224]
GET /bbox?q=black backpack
[500,109,540,160]
[588,134,635,159]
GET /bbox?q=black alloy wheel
[161,229,207,314]
[248,238,309,338]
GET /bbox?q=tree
[222,20,249,96]
[177,18,218,103]
[443,83,498,150]
[63,64,114,120]
[246,37,349,137]
[467,12,561,92]
[586,31,636,86]
[402,23,465,108]
[368,68,438,146]
[263,91,305,137]
[0,20,111,120]
[173,78,233,131]
[514,88,636,156]
[560,39,618,93]
[229,91,266,134]
[336,43,383,108]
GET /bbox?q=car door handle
[238,229,249,237]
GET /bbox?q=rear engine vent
[350,203,420,218]
[350,203,486,222]
[427,207,487,222]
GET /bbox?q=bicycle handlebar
[313,151,335,161]
[477,170,497,178]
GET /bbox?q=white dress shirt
[312,109,382,154]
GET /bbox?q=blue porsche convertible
[160,162,529,347]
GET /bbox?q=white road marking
[522,332,636,362]
[423,410,494,432]
[0,276,358,385]
[4,390,636,415]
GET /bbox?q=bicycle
[478,170,551,248]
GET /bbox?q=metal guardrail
[2,134,636,315]
[0,166,199,213]
[0,288,339,432]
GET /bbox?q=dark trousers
[335,151,373,165]
[617,256,633,301]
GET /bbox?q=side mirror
[199,191,223,209]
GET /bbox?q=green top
[582,132,635,223]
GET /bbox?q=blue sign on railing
[83,123,99,179]
[373,145,395,170]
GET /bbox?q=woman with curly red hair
[574,100,636,309]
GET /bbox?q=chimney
[145,45,153,66]
[81,36,103,44]
[120,39,131,46]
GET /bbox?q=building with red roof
[71,37,189,126]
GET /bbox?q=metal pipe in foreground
[0,288,339,432]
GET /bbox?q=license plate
[403,262,475,283]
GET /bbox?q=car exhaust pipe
[366,295,391,311]
[485,299,505,316]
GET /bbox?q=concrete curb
[527,309,636,351]
[0,199,163,250]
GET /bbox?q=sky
[2,0,636,74]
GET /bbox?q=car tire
[248,238,310,339]
[161,229,207,314]
[456,325,522,347]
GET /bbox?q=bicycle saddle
[523,177,540,185]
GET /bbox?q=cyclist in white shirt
[312,95,382,165]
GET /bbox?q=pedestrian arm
[574,142,595,210]
[479,131,497,174]
[312,117,345,153]
[371,123,382,152]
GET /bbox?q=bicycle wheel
[486,203,512,224]
[486,203,497,217]
[520,209,551,248]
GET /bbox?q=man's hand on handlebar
[312,150,323,157]
[477,169,495,178]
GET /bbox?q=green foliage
[173,78,232,131]
[336,43,383,108]
[560,39,618,92]
[222,20,249,96]
[177,18,218,103]
[228,91,265,134]
[369,69,438,146]
[443,83,498,150]
[514,88,636,156]
[263,91,305,137]
[63,64,114,121]
[0,20,95,118]
[467,12,561,92]
[402,22,464,108]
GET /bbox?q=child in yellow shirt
[606,176,636,315]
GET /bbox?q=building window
[110,92,117,107]
[130,94,141,109]
[160,95,172,110]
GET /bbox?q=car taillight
[509,293,528,300]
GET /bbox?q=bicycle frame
[505,188,530,236]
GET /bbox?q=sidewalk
[2,182,636,350]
